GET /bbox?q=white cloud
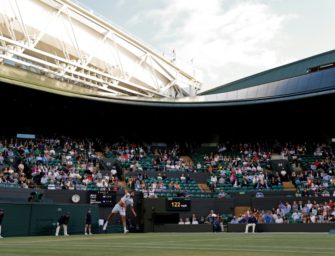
[113,0,126,8]
[128,0,293,90]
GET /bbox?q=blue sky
[77,0,335,90]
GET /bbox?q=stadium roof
[200,49,335,95]
[0,0,335,107]
[2,59,334,108]
[0,0,200,98]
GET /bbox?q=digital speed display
[166,197,191,211]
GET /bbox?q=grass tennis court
[0,233,334,256]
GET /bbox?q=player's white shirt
[120,193,134,207]
[112,193,134,216]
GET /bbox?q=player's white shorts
[112,203,126,216]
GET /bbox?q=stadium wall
[142,198,234,232]
[0,202,99,237]
[151,223,335,233]
[1,189,335,234]
[0,187,90,204]
[228,223,335,233]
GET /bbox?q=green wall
[0,203,99,237]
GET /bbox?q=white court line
[1,242,334,254]
[1,243,333,255]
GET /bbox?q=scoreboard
[166,197,191,211]
[89,191,116,207]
